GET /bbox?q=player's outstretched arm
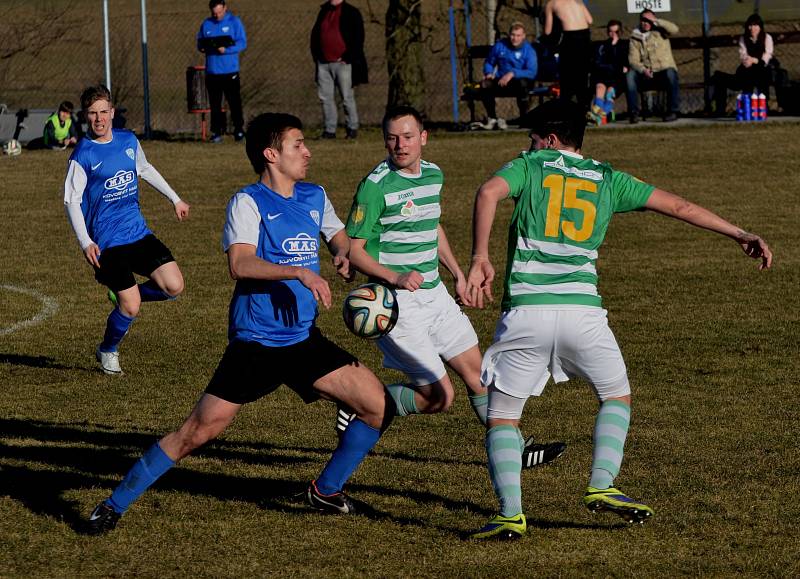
[227,243,333,307]
[436,224,468,302]
[645,188,773,270]
[465,176,508,308]
[326,229,353,281]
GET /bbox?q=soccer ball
[2,139,21,157]
[342,283,399,340]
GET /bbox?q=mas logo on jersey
[310,210,320,226]
[282,232,318,255]
[544,156,603,181]
[105,170,135,191]
[126,148,135,160]
[400,200,416,217]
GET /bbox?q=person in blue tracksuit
[480,22,538,129]
[197,0,247,142]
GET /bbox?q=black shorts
[94,234,175,292]
[204,327,358,405]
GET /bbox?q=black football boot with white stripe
[521,436,567,469]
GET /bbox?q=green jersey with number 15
[495,149,654,310]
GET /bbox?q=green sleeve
[345,178,385,239]
[493,155,529,199]
[610,170,655,213]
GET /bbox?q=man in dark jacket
[310,0,367,139]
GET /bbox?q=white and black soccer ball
[342,283,399,340]
[2,139,21,157]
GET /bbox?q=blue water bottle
[736,93,744,121]
[743,92,752,121]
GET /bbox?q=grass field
[1,123,799,577]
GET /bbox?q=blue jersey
[222,181,344,347]
[197,12,247,75]
[483,39,538,80]
[68,130,151,251]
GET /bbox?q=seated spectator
[480,22,538,130]
[43,101,79,149]
[626,9,680,123]
[711,14,775,116]
[590,19,628,123]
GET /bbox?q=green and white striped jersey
[495,149,654,309]
[346,159,443,289]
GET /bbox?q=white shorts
[481,307,630,401]
[378,282,479,386]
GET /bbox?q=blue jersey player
[86,112,395,534]
[63,85,190,375]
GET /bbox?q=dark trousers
[206,72,244,136]
[558,29,592,109]
[711,64,771,114]
[480,77,534,119]
[625,68,680,115]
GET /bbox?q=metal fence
[1,0,798,137]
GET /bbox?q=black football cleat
[521,436,567,469]
[306,480,356,514]
[86,501,121,535]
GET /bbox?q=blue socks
[316,418,380,495]
[107,443,175,514]
[99,308,135,353]
[138,280,176,302]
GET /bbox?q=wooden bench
[634,30,800,114]
[461,43,558,124]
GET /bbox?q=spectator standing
[479,22,538,130]
[43,101,79,149]
[310,0,367,139]
[544,0,593,109]
[711,14,774,116]
[197,0,247,142]
[626,9,680,123]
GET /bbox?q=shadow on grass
[0,418,486,536]
[0,353,89,372]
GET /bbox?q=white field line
[0,284,59,336]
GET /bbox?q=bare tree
[386,0,426,114]
[0,1,76,89]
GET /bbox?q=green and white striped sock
[468,393,488,426]
[387,383,419,417]
[486,424,524,517]
[589,399,631,490]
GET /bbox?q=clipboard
[199,35,234,50]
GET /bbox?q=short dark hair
[607,19,622,31]
[245,113,303,174]
[522,99,586,150]
[80,85,112,111]
[58,101,74,113]
[382,105,424,135]
[209,0,225,9]
[640,9,655,20]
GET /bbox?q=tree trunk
[385,0,425,115]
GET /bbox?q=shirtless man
[544,0,593,108]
